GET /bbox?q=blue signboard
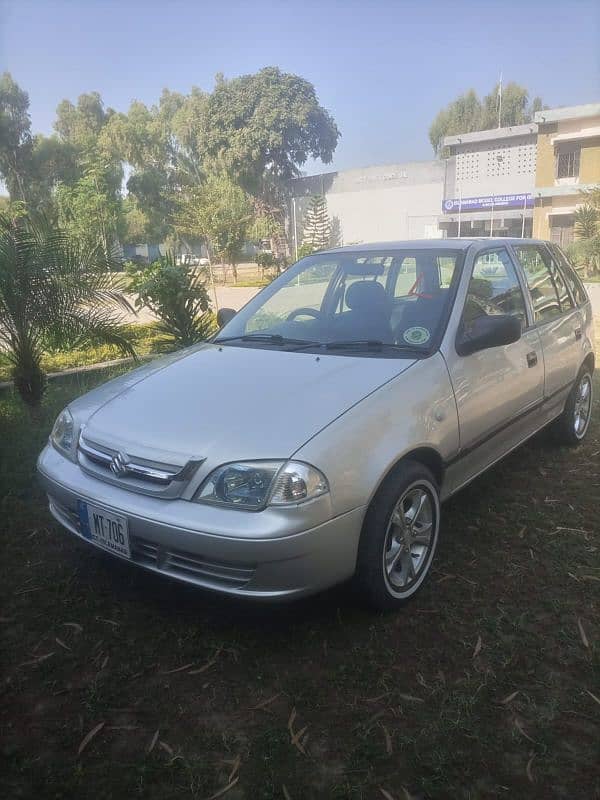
[442,194,533,213]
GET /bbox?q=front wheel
[553,367,594,446]
[355,461,440,611]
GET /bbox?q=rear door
[510,243,582,401]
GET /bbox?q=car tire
[354,461,440,611]
[552,366,594,446]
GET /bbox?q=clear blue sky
[1,0,599,174]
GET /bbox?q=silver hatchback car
[38,239,595,610]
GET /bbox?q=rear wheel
[553,367,593,445]
[355,461,440,611]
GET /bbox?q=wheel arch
[369,446,445,507]
[582,351,595,373]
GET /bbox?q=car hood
[77,344,416,465]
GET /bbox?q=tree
[302,195,331,252]
[201,67,340,256]
[202,68,340,192]
[127,254,214,348]
[570,191,600,277]
[55,161,123,255]
[429,82,544,154]
[0,72,33,202]
[0,213,135,409]
[176,174,255,282]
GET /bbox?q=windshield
[215,248,464,354]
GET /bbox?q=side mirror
[456,314,521,357]
[217,307,236,328]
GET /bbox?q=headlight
[50,408,75,459]
[194,460,329,510]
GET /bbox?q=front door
[443,247,544,493]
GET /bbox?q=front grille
[49,497,255,590]
[77,433,203,498]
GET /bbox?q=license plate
[78,500,131,558]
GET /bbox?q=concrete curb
[0,354,156,391]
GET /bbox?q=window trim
[455,245,531,355]
[545,242,589,308]
[509,242,576,328]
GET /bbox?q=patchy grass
[0,324,165,383]
[0,369,599,800]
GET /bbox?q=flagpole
[521,195,527,238]
[498,71,503,129]
[457,188,462,238]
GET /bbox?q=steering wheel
[286,307,323,322]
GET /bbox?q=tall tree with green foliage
[0,73,79,214]
[55,161,123,254]
[301,195,331,253]
[175,174,255,281]
[201,67,340,255]
[52,92,123,247]
[0,72,33,202]
[202,68,340,191]
[0,212,135,409]
[429,82,544,154]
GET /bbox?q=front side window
[462,248,527,327]
[216,249,464,355]
[512,244,574,324]
[556,147,580,179]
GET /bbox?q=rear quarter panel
[292,353,459,516]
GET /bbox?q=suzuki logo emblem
[110,451,130,478]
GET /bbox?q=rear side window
[547,243,588,306]
[463,248,527,327]
[513,244,574,324]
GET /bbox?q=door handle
[526,351,538,368]
[574,328,582,341]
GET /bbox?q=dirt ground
[1,362,599,799]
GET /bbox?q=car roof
[323,238,550,254]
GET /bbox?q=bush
[256,251,275,269]
[128,255,216,347]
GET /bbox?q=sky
[1,0,599,175]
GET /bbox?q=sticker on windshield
[403,326,431,345]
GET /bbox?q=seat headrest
[345,280,389,312]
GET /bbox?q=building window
[555,147,580,179]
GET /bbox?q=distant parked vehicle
[177,253,201,266]
[39,239,594,610]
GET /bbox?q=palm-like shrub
[128,254,215,348]
[574,205,598,240]
[0,213,136,409]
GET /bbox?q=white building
[288,160,446,254]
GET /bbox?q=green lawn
[0,368,599,800]
[0,324,165,383]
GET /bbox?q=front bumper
[37,445,365,600]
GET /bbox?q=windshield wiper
[290,339,424,354]
[213,333,319,346]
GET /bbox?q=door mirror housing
[456,314,522,357]
[217,307,236,328]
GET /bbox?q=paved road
[127,286,261,324]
